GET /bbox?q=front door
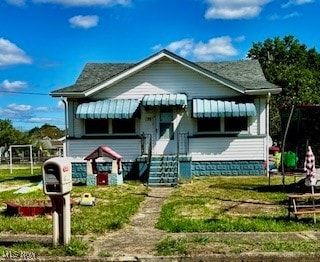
[153,106,176,155]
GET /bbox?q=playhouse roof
[84,146,122,161]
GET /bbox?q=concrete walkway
[91,187,173,257]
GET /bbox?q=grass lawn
[157,175,320,232]
[155,175,320,256]
[1,169,320,257]
[0,166,148,256]
[0,165,42,186]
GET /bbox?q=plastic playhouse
[84,146,123,186]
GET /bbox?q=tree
[247,35,320,141]
[28,124,64,139]
[0,119,30,146]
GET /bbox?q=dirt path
[91,187,173,257]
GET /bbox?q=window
[85,119,108,134]
[197,118,220,132]
[225,117,247,132]
[112,119,136,134]
[160,107,174,140]
[197,117,248,133]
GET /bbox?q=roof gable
[51,49,280,98]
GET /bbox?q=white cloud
[0,38,32,67]
[166,39,194,57]
[35,106,50,112]
[0,103,60,128]
[69,15,99,29]
[28,117,54,123]
[234,35,246,42]
[283,12,301,19]
[155,36,239,61]
[282,0,314,8]
[204,0,271,20]
[7,103,32,112]
[193,37,238,60]
[32,0,131,7]
[268,11,301,20]
[0,80,28,91]
[57,100,66,110]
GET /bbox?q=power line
[0,90,49,96]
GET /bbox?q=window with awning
[192,99,256,118]
[76,99,140,119]
[142,93,187,107]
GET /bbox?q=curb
[25,253,320,262]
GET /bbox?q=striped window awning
[76,99,140,119]
[142,93,187,107]
[193,99,256,118]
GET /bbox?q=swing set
[280,104,320,186]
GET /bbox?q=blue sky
[0,0,318,131]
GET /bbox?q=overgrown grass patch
[157,176,320,232]
[156,235,320,255]
[0,177,147,234]
[0,238,90,258]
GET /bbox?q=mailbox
[42,157,72,195]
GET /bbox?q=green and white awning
[76,99,140,119]
[193,99,256,118]
[142,93,187,107]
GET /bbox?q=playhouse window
[85,119,108,134]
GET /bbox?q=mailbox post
[42,157,72,246]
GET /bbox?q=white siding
[66,58,269,162]
[258,96,267,135]
[190,137,266,161]
[92,59,240,100]
[67,139,141,161]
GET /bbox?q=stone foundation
[192,161,265,176]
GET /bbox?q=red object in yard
[84,146,122,161]
[5,200,52,216]
[5,199,76,217]
[97,172,108,185]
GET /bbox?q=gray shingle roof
[196,60,276,91]
[51,51,278,96]
[52,63,134,94]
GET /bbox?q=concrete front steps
[148,155,178,187]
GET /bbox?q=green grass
[0,166,147,257]
[0,168,148,234]
[0,166,42,186]
[157,176,320,232]
[156,235,320,255]
[0,238,91,258]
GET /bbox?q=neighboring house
[38,137,64,157]
[51,49,281,185]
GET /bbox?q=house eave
[245,88,282,95]
[51,92,86,98]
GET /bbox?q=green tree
[28,123,64,139]
[247,35,320,141]
[0,119,31,146]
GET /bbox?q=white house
[51,49,281,186]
